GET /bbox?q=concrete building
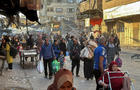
[103,0,140,46]
[45,0,78,22]
[78,0,103,36]
[79,0,140,46]
[39,0,48,23]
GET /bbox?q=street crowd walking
[0,32,130,90]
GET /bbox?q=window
[47,8,49,11]
[117,22,124,32]
[56,8,63,12]
[50,8,54,12]
[69,17,75,21]
[106,0,112,2]
[47,7,54,12]
[57,0,62,3]
[67,0,74,3]
[67,8,75,13]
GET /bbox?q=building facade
[39,0,48,23]
[103,0,140,46]
[45,0,78,22]
[78,0,103,37]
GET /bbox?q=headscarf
[4,36,10,43]
[109,61,118,71]
[98,35,106,45]
[47,69,76,90]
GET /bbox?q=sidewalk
[0,48,140,90]
[120,48,140,90]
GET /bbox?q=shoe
[44,76,47,79]
[76,75,80,77]
[31,59,34,62]
[49,76,52,80]
[86,78,89,80]
[7,69,12,72]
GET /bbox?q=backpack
[115,57,122,67]
[10,45,17,58]
[0,48,6,56]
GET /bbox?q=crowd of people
[0,32,131,90]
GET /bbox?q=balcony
[80,0,102,13]
[78,0,103,19]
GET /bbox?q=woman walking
[83,38,97,80]
[5,36,13,70]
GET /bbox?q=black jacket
[70,43,81,59]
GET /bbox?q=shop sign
[104,1,140,20]
[85,18,90,27]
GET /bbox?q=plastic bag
[37,60,44,73]
[80,47,89,58]
[115,56,122,67]
[80,47,93,59]
[52,60,60,74]
[66,51,69,56]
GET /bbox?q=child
[17,43,23,60]
[58,51,65,69]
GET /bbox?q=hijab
[109,61,118,71]
[47,69,76,90]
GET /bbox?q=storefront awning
[104,1,140,20]
[90,18,102,26]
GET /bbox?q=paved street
[0,48,140,90]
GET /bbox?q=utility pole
[26,17,29,35]
[89,0,91,33]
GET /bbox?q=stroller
[102,71,135,90]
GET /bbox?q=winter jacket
[6,43,13,63]
[70,43,81,59]
[40,43,55,60]
[52,44,60,59]
[58,55,65,65]
[99,70,124,90]
[67,40,73,52]
[59,42,66,55]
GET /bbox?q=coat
[52,44,60,59]
[40,43,55,60]
[70,43,81,59]
[6,43,13,63]
[99,70,124,90]
[99,61,124,90]
[59,42,66,55]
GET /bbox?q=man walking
[40,38,55,79]
[70,39,81,77]
[94,36,107,90]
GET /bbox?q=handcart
[20,49,38,69]
[103,71,135,90]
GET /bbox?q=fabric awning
[90,18,102,26]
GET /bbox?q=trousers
[94,69,103,90]
[71,58,80,75]
[43,58,53,77]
